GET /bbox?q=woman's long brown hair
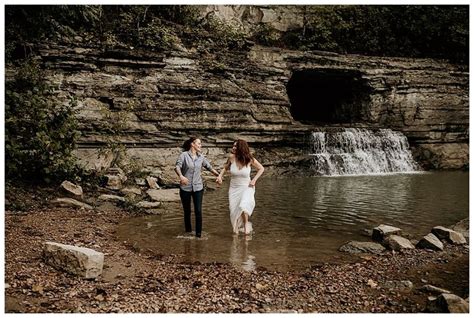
[234,139,253,167]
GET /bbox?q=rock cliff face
[12,42,468,182]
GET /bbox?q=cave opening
[286,69,371,124]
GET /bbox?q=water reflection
[230,235,256,271]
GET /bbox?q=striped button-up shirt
[175,151,213,192]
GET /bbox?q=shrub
[5,59,80,183]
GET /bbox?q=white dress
[229,161,255,234]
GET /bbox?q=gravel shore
[5,203,469,313]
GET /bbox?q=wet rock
[339,241,386,254]
[372,224,402,242]
[60,181,83,199]
[431,226,466,245]
[426,293,469,313]
[416,233,444,251]
[147,189,180,202]
[383,235,415,251]
[52,198,93,210]
[43,242,104,279]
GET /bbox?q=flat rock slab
[43,242,104,279]
[52,198,93,210]
[339,241,386,254]
[147,189,180,202]
[98,194,126,202]
[372,224,402,242]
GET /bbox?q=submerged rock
[147,189,180,202]
[339,241,386,254]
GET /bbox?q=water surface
[116,171,468,271]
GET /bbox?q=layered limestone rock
[8,41,467,179]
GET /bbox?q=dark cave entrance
[287,69,371,124]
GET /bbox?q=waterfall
[310,128,421,176]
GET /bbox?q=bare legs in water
[241,211,251,235]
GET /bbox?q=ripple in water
[116,171,468,271]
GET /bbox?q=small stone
[146,176,160,189]
[367,279,378,288]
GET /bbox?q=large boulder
[431,226,466,245]
[43,242,104,279]
[372,224,402,242]
[416,233,444,251]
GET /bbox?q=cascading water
[310,128,421,176]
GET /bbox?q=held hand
[249,179,256,187]
[216,176,223,185]
[180,176,189,186]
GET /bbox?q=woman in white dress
[216,139,265,235]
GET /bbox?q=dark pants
[179,189,204,237]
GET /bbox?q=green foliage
[252,24,282,47]
[5,59,80,182]
[5,5,468,63]
[254,5,468,63]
